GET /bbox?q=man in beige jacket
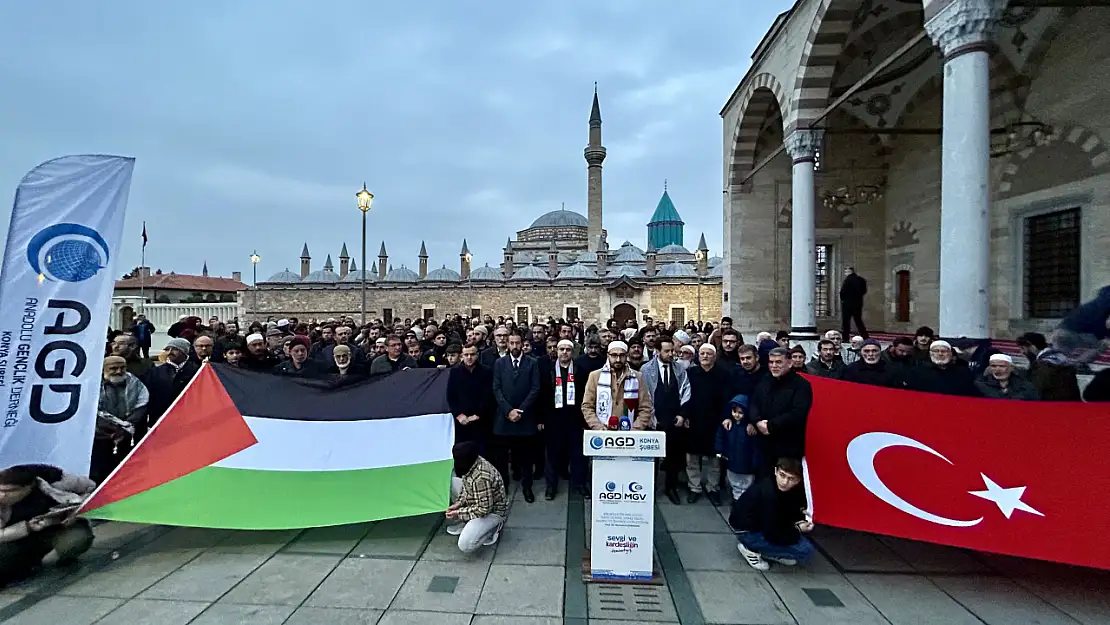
[581,341,654,430]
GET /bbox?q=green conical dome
[647,190,684,249]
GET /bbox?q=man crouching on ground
[728,457,813,570]
[445,441,508,553]
[0,464,96,586]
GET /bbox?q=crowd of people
[3,292,1108,585]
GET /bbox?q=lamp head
[250,251,260,264]
[356,183,374,213]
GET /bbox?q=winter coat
[902,362,980,397]
[841,359,899,388]
[1083,368,1110,402]
[839,273,868,307]
[1026,352,1082,401]
[685,365,734,457]
[715,396,761,475]
[975,375,1040,400]
[728,475,807,546]
[749,369,812,461]
[805,358,844,379]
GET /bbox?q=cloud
[187,164,352,208]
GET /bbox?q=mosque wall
[241,282,720,327]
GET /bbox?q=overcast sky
[0,1,789,282]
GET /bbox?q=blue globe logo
[590,436,604,450]
[628,482,643,493]
[27,223,110,283]
[605,481,617,492]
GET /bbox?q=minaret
[548,239,559,278]
[378,242,388,280]
[503,238,514,278]
[339,243,350,278]
[370,260,378,277]
[696,233,709,276]
[349,258,358,275]
[300,243,311,279]
[202,261,209,277]
[323,255,334,274]
[585,83,607,252]
[645,241,657,277]
[418,241,429,280]
[460,239,471,280]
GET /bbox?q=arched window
[896,270,911,323]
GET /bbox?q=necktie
[662,364,670,387]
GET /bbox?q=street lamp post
[355,183,375,325]
[250,251,260,317]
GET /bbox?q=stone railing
[110,298,241,351]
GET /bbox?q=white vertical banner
[590,457,656,581]
[583,431,666,582]
[0,155,136,475]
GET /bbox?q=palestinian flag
[79,364,455,529]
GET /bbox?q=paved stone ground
[2,483,1108,625]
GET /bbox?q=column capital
[924,0,1002,59]
[785,129,824,163]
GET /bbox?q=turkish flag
[803,375,1110,570]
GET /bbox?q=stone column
[925,0,999,339]
[784,129,823,347]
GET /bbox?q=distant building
[246,89,723,327]
[115,263,245,304]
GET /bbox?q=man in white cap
[901,340,979,397]
[581,341,653,431]
[975,353,1039,400]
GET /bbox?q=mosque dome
[656,262,699,278]
[383,266,419,283]
[657,244,692,256]
[618,241,644,255]
[557,251,578,263]
[261,269,302,284]
[509,265,551,281]
[529,209,588,229]
[340,269,376,283]
[606,265,646,279]
[708,255,723,268]
[555,263,597,280]
[303,268,340,283]
[470,264,504,282]
[576,251,598,263]
[424,266,461,282]
[708,263,724,277]
[613,246,646,264]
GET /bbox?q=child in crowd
[0,465,96,586]
[715,395,760,501]
[728,457,813,570]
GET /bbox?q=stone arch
[836,10,925,75]
[791,0,873,130]
[727,73,790,189]
[1008,6,1078,81]
[997,125,1110,198]
[894,51,1026,129]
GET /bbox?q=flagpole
[140,221,146,316]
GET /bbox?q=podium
[582,430,666,582]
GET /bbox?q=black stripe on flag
[211,364,451,421]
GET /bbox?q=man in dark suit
[839,266,869,339]
[447,343,495,448]
[491,330,542,503]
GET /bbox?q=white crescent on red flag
[803,375,1110,571]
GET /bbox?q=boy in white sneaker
[728,457,814,570]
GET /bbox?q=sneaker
[481,522,504,546]
[736,541,770,571]
[765,556,797,566]
[446,523,465,536]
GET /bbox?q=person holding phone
[0,465,95,586]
